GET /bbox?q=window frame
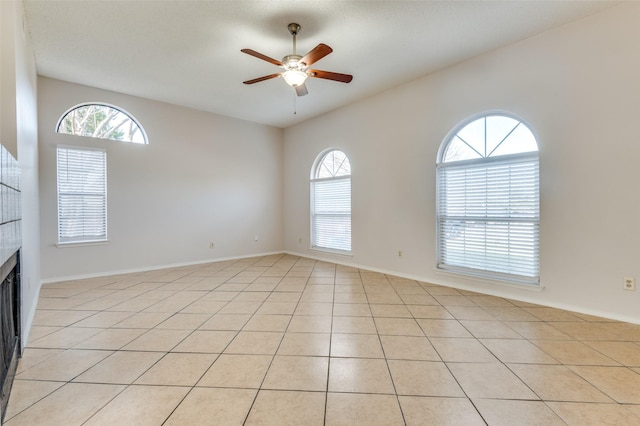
[436,112,540,285]
[56,102,148,144]
[310,149,352,255]
[56,145,108,245]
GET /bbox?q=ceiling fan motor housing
[283,55,305,70]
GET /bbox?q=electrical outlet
[298,237,303,244]
[398,250,403,257]
[209,242,215,249]
[254,235,259,242]
[623,277,635,291]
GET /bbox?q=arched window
[311,149,351,253]
[56,103,147,144]
[437,113,539,284]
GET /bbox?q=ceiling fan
[241,23,353,96]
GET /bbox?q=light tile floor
[6,254,640,425]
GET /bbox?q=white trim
[309,147,353,180]
[40,250,284,284]
[310,149,352,253]
[55,240,110,248]
[283,250,640,325]
[436,112,540,282]
[37,247,640,326]
[436,110,539,164]
[39,247,639,325]
[55,101,148,144]
[20,280,41,350]
[55,143,106,153]
[310,247,353,257]
[433,267,543,291]
[56,145,108,244]
[437,151,538,169]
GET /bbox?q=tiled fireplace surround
[0,143,22,423]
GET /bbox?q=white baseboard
[40,251,285,285]
[39,249,639,325]
[20,284,41,351]
[284,250,640,325]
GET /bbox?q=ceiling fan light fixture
[241,23,352,96]
[282,69,308,87]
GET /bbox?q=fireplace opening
[0,251,21,423]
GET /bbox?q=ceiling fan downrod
[288,23,301,55]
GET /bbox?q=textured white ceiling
[24,0,615,128]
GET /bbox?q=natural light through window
[437,114,540,284]
[57,146,108,244]
[443,115,537,162]
[316,150,351,178]
[57,103,147,144]
[311,150,352,253]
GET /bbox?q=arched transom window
[437,113,539,284]
[311,149,352,253]
[57,103,147,144]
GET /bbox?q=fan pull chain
[293,92,297,115]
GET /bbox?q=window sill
[56,240,110,248]
[434,266,544,292]
[310,247,353,258]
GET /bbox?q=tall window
[437,113,539,284]
[57,103,147,144]
[311,149,352,253]
[57,147,107,244]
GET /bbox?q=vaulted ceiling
[24,1,615,128]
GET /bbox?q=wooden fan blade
[241,49,283,66]
[295,83,308,97]
[243,73,281,84]
[299,43,332,67]
[309,69,353,83]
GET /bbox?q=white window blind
[312,177,351,252]
[57,147,107,243]
[437,114,539,285]
[437,156,539,282]
[311,150,351,253]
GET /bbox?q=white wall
[39,77,283,280]
[1,0,41,347]
[283,3,640,323]
[1,1,18,157]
